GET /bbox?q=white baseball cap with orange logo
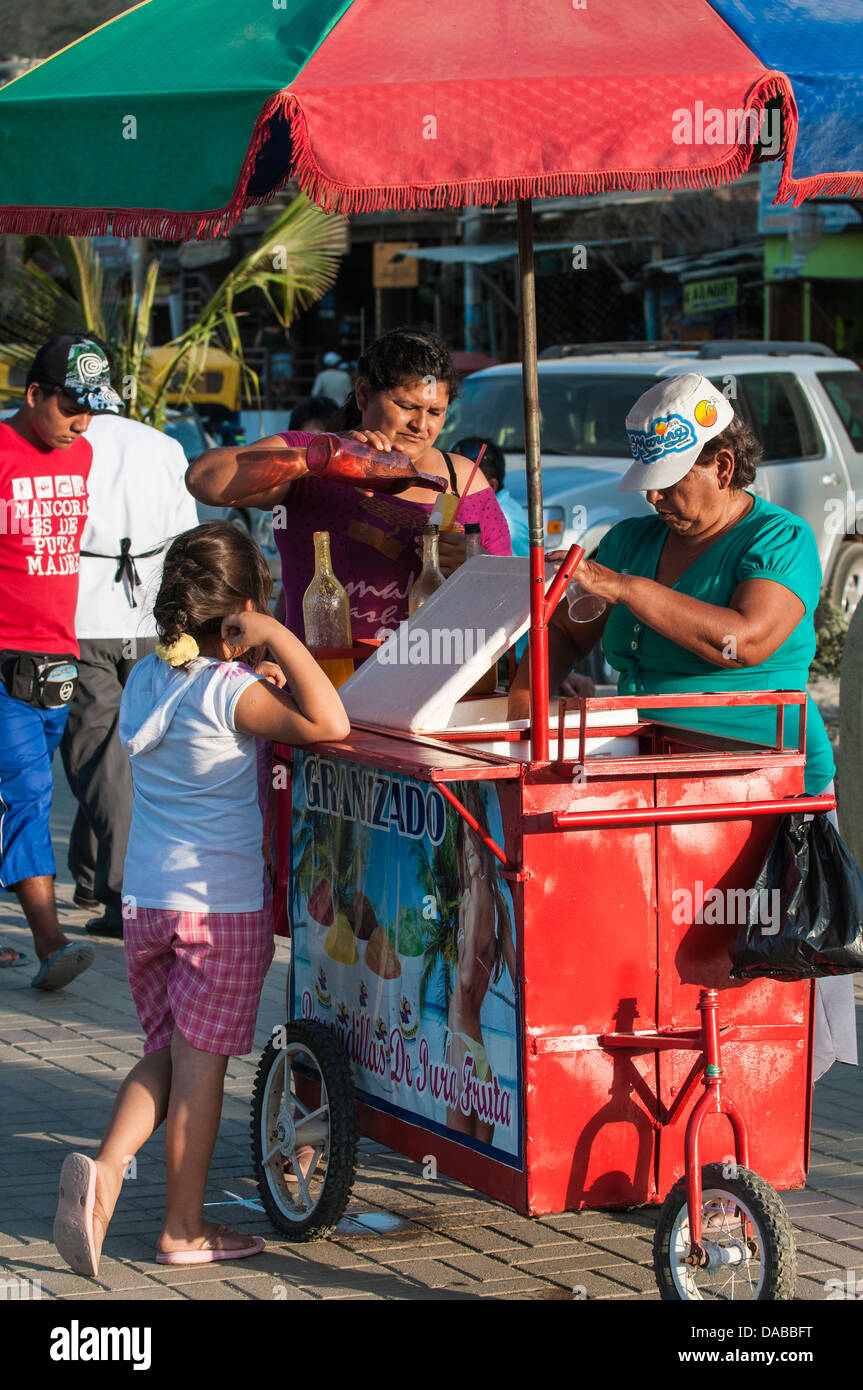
[618,373,735,493]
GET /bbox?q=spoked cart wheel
[250,1020,358,1240]
[653,1163,796,1300]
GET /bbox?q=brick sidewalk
[1,778,861,1302]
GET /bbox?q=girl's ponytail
[153,522,273,668]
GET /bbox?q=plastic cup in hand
[566,580,607,623]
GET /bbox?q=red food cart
[250,556,834,1299]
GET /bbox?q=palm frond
[0,193,346,425]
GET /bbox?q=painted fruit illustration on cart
[291,753,520,1162]
[293,807,367,1012]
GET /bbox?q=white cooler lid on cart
[339,555,546,732]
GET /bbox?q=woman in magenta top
[187,328,512,641]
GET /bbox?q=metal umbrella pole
[517,197,550,761]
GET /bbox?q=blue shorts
[0,680,68,888]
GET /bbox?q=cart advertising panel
[290,751,522,1167]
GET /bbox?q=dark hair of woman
[328,326,461,432]
[695,413,763,489]
[289,395,339,432]
[154,521,273,661]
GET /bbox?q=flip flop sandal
[155,1227,266,1265]
[32,942,95,992]
[54,1153,101,1277]
[0,946,28,968]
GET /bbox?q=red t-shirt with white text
[0,422,92,656]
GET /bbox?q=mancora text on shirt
[7,476,88,576]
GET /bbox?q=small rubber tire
[828,541,863,621]
[250,1020,358,1241]
[653,1163,796,1301]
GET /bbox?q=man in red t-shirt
[0,336,121,990]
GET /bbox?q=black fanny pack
[0,650,79,708]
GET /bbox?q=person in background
[509,372,855,1081]
[287,396,338,435]
[60,412,199,939]
[311,352,353,404]
[452,436,530,557]
[0,335,120,989]
[52,522,350,1277]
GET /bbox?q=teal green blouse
[595,494,834,795]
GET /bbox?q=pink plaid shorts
[124,906,275,1056]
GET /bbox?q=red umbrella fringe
[0,72,860,238]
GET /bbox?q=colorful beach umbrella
[0,0,860,756]
[0,0,860,237]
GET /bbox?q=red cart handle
[552,793,836,830]
[543,543,584,621]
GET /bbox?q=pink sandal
[155,1227,265,1265]
[54,1153,101,1277]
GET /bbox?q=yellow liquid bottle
[302,531,354,689]
[429,492,462,532]
[409,524,445,615]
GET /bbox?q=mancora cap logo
[64,341,122,411]
[67,342,111,388]
[627,413,697,465]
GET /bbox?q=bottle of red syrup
[306,434,448,495]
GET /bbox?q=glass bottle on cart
[464,523,497,696]
[302,530,354,689]
[409,524,445,614]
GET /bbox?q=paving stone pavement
[1,769,861,1304]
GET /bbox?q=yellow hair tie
[155,634,200,667]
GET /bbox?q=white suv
[439,343,863,619]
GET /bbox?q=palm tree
[414,813,461,1014]
[0,193,346,428]
[292,806,372,924]
[292,807,339,918]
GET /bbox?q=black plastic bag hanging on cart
[730,813,863,981]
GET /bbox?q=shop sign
[373,242,419,288]
[683,276,738,315]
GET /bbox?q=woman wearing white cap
[510,372,855,1080]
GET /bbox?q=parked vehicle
[163,406,214,464]
[149,344,242,414]
[438,344,863,630]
